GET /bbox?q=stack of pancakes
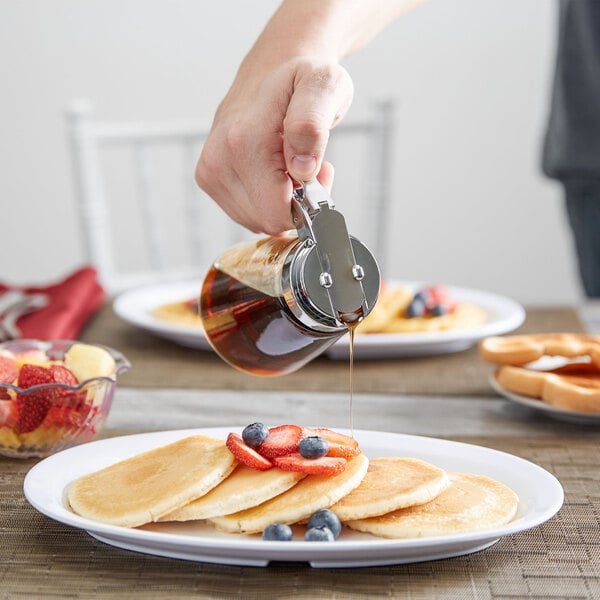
[67,435,518,538]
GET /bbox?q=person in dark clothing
[543,0,600,297]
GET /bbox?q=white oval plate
[114,280,525,359]
[489,375,600,425]
[24,427,562,568]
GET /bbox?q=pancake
[152,300,203,328]
[159,465,306,522]
[346,472,518,538]
[357,286,487,334]
[67,435,237,527]
[329,457,450,521]
[210,453,369,534]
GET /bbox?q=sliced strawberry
[0,356,18,384]
[258,424,304,458]
[48,364,80,401]
[16,396,52,433]
[426,285,450,303]
[17,363,53,388]
[44,402,96,431]
[273,454,347,476]
[49,365,78,386]
[16,364,56,433]
[226,433,273,471]
[307,427,361,458]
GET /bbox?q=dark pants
[564,180,600,298]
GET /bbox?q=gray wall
[1,0,580,304]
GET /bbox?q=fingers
[197,128,296,235]
[283,60,353,182]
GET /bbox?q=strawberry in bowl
[0,340,130,458]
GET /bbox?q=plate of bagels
[24,426,562,568]
[480,333,600,424]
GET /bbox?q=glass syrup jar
[199,179,380,376]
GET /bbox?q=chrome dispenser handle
[291,179,375,321]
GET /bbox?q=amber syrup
[200,266,345,376]
[347,323,356,437]
[338,311,362,439]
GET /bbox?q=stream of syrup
[346,322,358,438]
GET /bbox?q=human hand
[195,57,354,235]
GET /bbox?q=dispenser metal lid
[290,180,380,327]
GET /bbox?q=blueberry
[262,523,293,541]
[242,422,269,448]
[304,526,335,542]
[430,304,448,317]
[307,509,342,539]
[298,436,329,459]
[405,296,426,318]
[413,290,428,304]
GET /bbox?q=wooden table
[1,305,599,599]
[78,303,586,395]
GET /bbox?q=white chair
[66,98,395,294]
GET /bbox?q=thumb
[283,61,353,182]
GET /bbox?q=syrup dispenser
[199,179,380,375]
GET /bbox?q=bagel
[479,333,600,368]
[495,364,600,414]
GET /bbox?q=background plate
[114,280,525,359]
[24,428,563,568]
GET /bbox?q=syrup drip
[339,310,362,440]
[346,322,358,438]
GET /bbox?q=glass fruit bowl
[0,339,130,458]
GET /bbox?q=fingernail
[291,155,317,178]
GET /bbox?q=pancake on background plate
[152,299,202,328]
[357,284,487,334]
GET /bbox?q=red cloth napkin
[0,266,105,341]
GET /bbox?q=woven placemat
[79,305,585,396]
[1,434,598,599]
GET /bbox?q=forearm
[197,0,423,235]
[239,0,421,80]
